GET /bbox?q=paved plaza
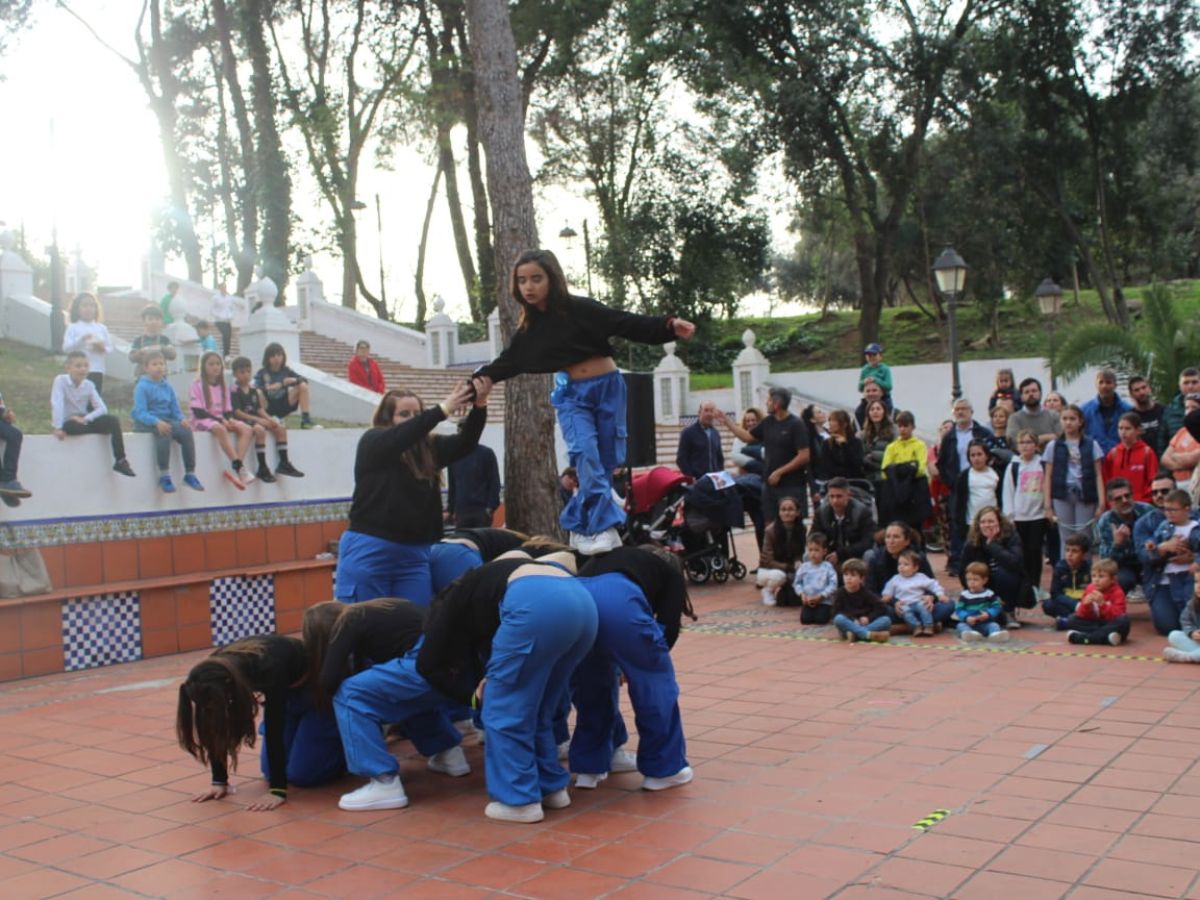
[1,532,1199,898]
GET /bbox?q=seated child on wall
[52,351,136,477]
[1045,533,1091,630]
[128,305,177,378]
[230,356,304,481]
[882,548,947,637]
[131,350,204,494]
[1066,558,1130,647]
[794,533,838,625]
[831,558,891,643]
[954,561,1009,644]
[0,389,31,506]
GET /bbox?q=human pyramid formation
[176,250,699,822]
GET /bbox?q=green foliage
[1052,284,1200,397]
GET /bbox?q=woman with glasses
[335,380,492,605]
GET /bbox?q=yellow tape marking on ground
[912,809,950,831]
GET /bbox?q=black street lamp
[932,246,969,402]
[558,223,593,295]
[1035,277,1064,390]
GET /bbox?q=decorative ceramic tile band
[0,499,350,551]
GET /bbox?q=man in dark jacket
[676,401,724,479]
[809,477,876,569]
[935,398,992,574]
[446,442,501,528]
[1160,367,1200,452]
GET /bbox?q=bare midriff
[565,354,617,380]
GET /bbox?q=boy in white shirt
[52,352,135,477]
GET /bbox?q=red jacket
[1103,440,1158,502]
[1075,582,1127,622]
[348,356,386,393]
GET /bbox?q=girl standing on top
[190,351,256,488]
[62,293,114,396]
[337,379,492,605]
[176,634,344,811]
[475,250,695,555]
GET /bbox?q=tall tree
[464,0,559,537]
[270,0,418,315]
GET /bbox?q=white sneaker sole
[338,794,409,811]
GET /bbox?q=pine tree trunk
[464,0,560,538]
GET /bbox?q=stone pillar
[653,342,690,425]
[425,297,457,368]
[294,258,323,323]
[732,329,770,414]
[240,279,300,372]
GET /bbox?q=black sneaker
[275,461,305,478]
[0,479,32,499]
[113,459,136,477]
[257,466,277,483]
[1067,631,1086,645]
[300,414,315,429]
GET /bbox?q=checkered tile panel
[62,592,143,672]
[210,575,276,647]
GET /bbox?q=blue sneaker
[159,475,176,493]
[1056,616,1070,631]
[183,473,205,491]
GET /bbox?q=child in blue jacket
[132,350,203,493]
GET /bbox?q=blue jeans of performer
[484,575,598,806]
[899,602,933,629]
[335,531,432,606]
[833,614,892,639]
[1151,572,1193,635]
[551,370,627,537]
[0,418,23,482]
[259,688,345,787]
[133,420,195,475]
[572,574,687,779]
[430,543,484,594]
[956,620,1001,638]
[333,641,462,777]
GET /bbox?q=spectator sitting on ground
[954,561,1008,643]
[676,400,724,480]
[1045,532,1092,629]
[1134,471,1178,596]
[793,533,838,624]
[1096,478,1153,595]
[128,305,177,378]
[756,495,806,607]
[809,477,876,575]
[959,506,1028,627]
[1006,377,1062,450]
[865,522,952,637]
[1066,558,1131,646]
[1144,489,1200,635]
[1127,375,1165,455]
[1163,573,1200,663]
[1081,368,1132,454]
[1104,412,1158,502]
[348,340,387,394]
[882,548,947,636]
[831,558,891,643]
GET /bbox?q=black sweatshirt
[348,405,486,544]
[208,635,307,792]
[446,528,527,562]
[831,587,889,621]
[579,546,688,648]
[318,599,426,699]
[475,295,674,383]
[417,558,545,704]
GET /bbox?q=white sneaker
[557,740,570,761]
[610,748,638,773]
[761,588,777,607]
[427,746,471,777]
[642,766,694,791]
[542,788,571,809]
[960,629,982,642]
[575,772,608,789]
[453,717,479,737]
[1128,586,1146,603]
[485,801,544,823]
[339,775,408,811]
[987,629,1010,644]
[239,468,256,486]
[1164,647,1200,663]
[574,528,622,556]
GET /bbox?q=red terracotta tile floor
[3,531,1200,898]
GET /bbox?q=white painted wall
[0,293,52,351]
[305,298,427,367]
